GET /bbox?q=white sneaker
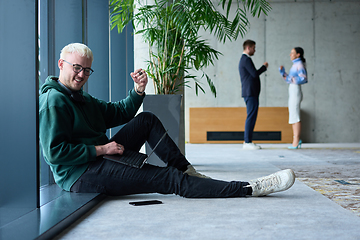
[184,165,211,179]
[243,142,261,150]
[247,169,295,196]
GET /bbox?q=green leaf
[109,0,271,96]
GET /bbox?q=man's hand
[131,68,148,95]
[264,62,269,68]
[95,141,124,156]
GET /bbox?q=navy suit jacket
[238,54,267,97]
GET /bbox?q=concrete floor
[54,143,360,240]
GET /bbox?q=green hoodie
[39,76,145,191]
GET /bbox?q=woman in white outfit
[279,47,308,149]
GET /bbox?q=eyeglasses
[62,59,94,76]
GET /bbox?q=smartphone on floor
[129,200,163,206]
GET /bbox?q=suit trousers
[244,96,259,143]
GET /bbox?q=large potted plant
[110,0,271,165]
[110,0,271,96]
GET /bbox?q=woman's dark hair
[294,47,306,63]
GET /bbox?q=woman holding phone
[279,47,308,149]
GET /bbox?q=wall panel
[0,0,38,226]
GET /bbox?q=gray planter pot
[142,94,185,167]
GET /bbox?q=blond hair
[60,43,94,62]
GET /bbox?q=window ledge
[0,186,106,240]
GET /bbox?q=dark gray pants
[71,112,249,198]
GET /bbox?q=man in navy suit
[238,40,268,150]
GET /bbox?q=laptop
[103,130,168,168]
